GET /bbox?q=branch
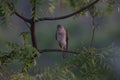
[30,0,38,49]
[31,0,36,21]
[7,2,31,23]
[15,12,31,23]
[38,49,80,54]
[35,0,100,22]
[90,15,96,48]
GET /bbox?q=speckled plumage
[56,25,68,58]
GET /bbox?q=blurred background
[0,0,120,79]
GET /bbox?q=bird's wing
[56,30,62,48]
[66,29,69,50]
[55,30,57,40]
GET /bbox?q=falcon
[56,24,69,58]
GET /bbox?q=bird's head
[57,25,64,30]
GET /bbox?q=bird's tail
[62,52,66,59]
[62,47,67,59]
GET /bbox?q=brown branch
[90,15,96,48]
[35,0,100,22]
[30,0,38,49]
[39,49,80,54]
[15,12,31,23]
[7,2,31,23]
[31,0,36,21]
[34,49,79,57]
[30,23,37,49]
[8,2,37,48]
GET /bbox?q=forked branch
[7,2,31,23]
[15,12,31,23]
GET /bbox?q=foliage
[64,46,119,80]
[9,66,76,80]
[54,0,117,16]
[35,66,76,80]
[0,0,119,80]
[9,73,36,80]
[1,46,120,80]
[0,0,17,25]
[0,0,117,21]
[0,33,40,73]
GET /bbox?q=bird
[56,24,69,59]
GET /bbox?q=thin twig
[90,15,96,47]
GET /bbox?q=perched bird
[56,24,69,59]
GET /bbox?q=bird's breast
[57,32,66,41]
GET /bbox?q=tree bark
[30,0,37,49]
[30,22,37,49]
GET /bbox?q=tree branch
[90,15,96,48]
[15,12,31,23]
[7,2,31,23]
[39,49,80,54]
[35,0,100,22]
[30,0,38,49]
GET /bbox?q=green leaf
[48,3,55,14]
